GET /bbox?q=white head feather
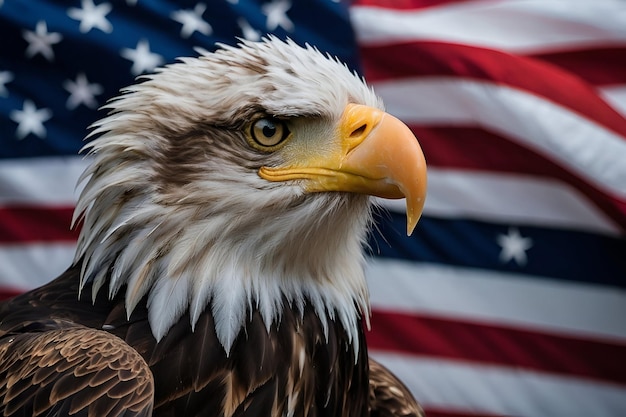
[73,37,383,354]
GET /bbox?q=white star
[237,18,261,41]
[121,39,164,76]
[0,71,14,97]
[262,0,294,32]
[497,227,533,266]
[10,100,53,140]
[68,0,113,34]
[63,73,103,110]
[23,21,63,61]
[171,3,212,39]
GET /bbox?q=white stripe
[0,156,87,206]
[373,77,626,199]
[371,352,626,417]
[365,258,626,342]
[0,243,76,290]
[351,0,626,53]
[379,168,622,236]
[600,85,626,118]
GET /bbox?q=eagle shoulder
[0,323,154,417]
[368,358,425,417]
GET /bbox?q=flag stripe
[421,409,500,417]
[352,0,473,11]
[0,157,86,206]
[0,243,75,290]
[381,169,621,236]
[351,0,626,53]
[370,213,626,287]
[422,168,619,235]
[530,47,626,86]
[0,289,22,300]
[408,126,626,231]
[365,258,626,341]
[0,205,77,243]
[362,41,626,137]
[374,78,626,200]
[370,351,626,417]
[601,85,626,117]
[368,310,626,385]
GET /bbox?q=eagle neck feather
[75,171,372,355]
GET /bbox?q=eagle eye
[248,117,291,150]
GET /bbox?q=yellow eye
[249,118,290,149]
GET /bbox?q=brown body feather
[0,264,422,417]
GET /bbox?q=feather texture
[368,359,425,417]
[0,320,154,416]
[0,268,379,416]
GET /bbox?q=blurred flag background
[1,1,625,416]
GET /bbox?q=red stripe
[0,288,21,301]
[0,205,78,243]
[423,409,506,417]
[411,125,626,231]
[367,310,626,386]
[530,47,626,87]
[360,41,626,138]
[352,0,471,10]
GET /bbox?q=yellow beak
[259,104,427,235]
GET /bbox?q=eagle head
[72,37,427,353]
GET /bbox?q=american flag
[1,1,625,416]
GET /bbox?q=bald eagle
[0,38,427,417]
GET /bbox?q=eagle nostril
[350,124,367,139]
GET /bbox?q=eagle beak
[259,104,427,235]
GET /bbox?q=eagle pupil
[262,123,276,138]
